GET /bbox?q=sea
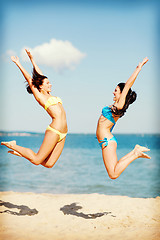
[0,133,159,198]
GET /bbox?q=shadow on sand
[0,200,38,216]
[60,202,116,219]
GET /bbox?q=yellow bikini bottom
[46,125,67,142]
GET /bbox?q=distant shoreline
[0,131,159,137]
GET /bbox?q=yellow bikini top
[45,96,62,110]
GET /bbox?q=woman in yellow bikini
[1,49,68,168]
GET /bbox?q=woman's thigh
[102,141,118,174]
[41,137,66,168]
[36,130,60,161]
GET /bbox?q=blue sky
[0,0,159,133]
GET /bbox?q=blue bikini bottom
[99,136,117,149]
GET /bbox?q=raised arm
[25,49,43,75]
[11,56,32,84]
[117,57,149,109]
[11,56,41,101]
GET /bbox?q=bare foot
[1,140,16,149]
[134,144,151,159]
[8,150,22,157]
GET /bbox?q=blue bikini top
[102,106,115,132]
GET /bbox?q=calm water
[0,133,159,198]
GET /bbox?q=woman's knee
[45,163,55,168]
[42,161,56,168]
[40,157,57,168]
[108,171,119,180]
[30,154,45,166]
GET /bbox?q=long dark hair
[111,82,137,117]
[26,68,47,94]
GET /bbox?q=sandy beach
[0,191,160,240]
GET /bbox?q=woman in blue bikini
[96,57,151,179]
[1,49,68,168]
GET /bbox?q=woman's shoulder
[37,94,52,107]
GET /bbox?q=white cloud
[1,50,17,62]
[20,39,86,73]
[6,50,17,56]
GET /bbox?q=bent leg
[102,142,151,179]
[1,140,38,162]
[1,130,59,165]
[41,137,66,168]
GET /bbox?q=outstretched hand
[138,57,149,68]
[141,57,149,66]
[11,56,20,64]
[25,49,33,60]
